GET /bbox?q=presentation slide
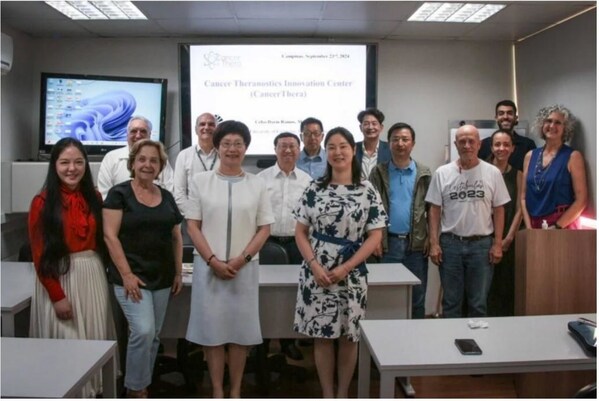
[189,44,368,155]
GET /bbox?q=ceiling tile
[79,20,168,37]
[155,18,240,36]
[317,19,399,38]
[490,2,594,24]
[322,1,418,21]
[1,1,67,20]
[390,21,477,39]
[231,1,325,19]
[236,19,319,36]
[464,22,550,41]
[137,1,235,19]
[2,18,96,38]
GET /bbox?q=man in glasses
[296,117,327,180]
[98,115,174,199]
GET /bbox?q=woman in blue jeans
[103,139,183,398]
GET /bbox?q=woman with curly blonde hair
[521,104,588,229]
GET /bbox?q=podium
[514,229,596,397]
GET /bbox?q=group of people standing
[27,99,588,398]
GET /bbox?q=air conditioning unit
[1,33,13,75]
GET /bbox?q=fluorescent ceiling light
[45,1,147,20]
[409,2,505,23]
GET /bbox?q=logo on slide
[203,51,241,70]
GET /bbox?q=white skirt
[186,256,261,346]
[30,250,116,397]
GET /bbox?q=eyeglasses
[129,128,149,136]
[543,118,564,126]
[220,141,245,149]
[277,144,298,151]
[302,131,322,138]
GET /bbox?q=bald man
[174,113,220,212]
[425,125,510,318]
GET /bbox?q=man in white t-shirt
[425,125,510,318]
[257,132,311,360]
[97,115,174,199]
[174,112,220,212]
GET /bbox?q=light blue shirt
[388,159,416,234]
[296,148,327,180]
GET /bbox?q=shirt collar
[274,162,298,178]
[390,158,415,171]
[362,141,380,153]
[196,145,217,156]
[301,147,325,161]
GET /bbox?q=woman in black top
[103,139,183,398]
[486,130,522,316]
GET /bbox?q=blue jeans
[383,236,428,319]
[114,285,171,391]
[439,234,493,318]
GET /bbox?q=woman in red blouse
[28,138,116,397]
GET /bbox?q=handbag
[568,319,596,356]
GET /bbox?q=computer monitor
[38,72,167,158]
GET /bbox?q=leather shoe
[281,342,304,361]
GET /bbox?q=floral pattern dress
[293,181,387,341]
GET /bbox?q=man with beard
[478,100,536,171]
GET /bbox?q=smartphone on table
[455,338,482,355]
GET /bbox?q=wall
[378,40,513,169]
[516,8,596,218]
[1,25,35,260]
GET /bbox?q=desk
[161,263,419,338]
[1,261,35,336]
[357,314,597,398]
[1,337,117,397]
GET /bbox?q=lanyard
[196,147,218,171]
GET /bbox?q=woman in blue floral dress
[293,127,387,398]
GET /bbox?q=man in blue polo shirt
[369,122,432,318]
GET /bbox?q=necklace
[532,146,559,192]
[196,146,218,171]
[216,168,244,177]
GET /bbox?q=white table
[357,313,597,398]
[1,337,117,398]
[161,263,420,338]
[1,261,35,336]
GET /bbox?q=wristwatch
[243,251,252,263]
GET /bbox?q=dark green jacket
[369,160,432,253]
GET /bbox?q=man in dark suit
[356,108,391,180]
[478,100,536,171]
